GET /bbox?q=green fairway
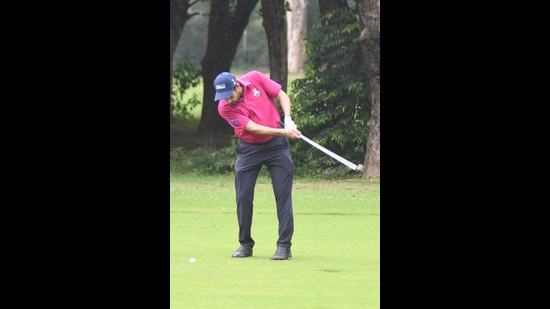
[170,174,380,308]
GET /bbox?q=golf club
[279,121,364,172]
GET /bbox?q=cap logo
[215,84,226,90]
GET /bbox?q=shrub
[171,53,202,122]
[289,5,370,173]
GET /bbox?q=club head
[356,164,364,172]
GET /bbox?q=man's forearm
[277,90,292,118]
[245,120,301,139]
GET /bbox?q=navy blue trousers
[234,136,295,249]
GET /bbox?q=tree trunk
[358,0,380,178]
[318,0,348,16]
[198,0,260,134]
[286,0,307,73]
[170,0,198,122]
[261,0,288,91]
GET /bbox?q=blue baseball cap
[213,72,237,101]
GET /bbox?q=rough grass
[170,174,380,308]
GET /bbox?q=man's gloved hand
[284,116,297,130]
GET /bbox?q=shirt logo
[253,88,260,97]
[230,118,239,126]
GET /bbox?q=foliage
[289,5,370,172]
[170,141,365,179]
[231,11,269,70]
[171,53,202,121]
[174,0,320,70]
[169,2,370,179]
[170,138,239,175]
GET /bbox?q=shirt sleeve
[251,71,281,97]
[218,101,250,138]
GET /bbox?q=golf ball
[189,257,196,263]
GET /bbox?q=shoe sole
[270,256,292,260]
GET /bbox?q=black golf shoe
[232,246,253,258]
[270,247,292,260]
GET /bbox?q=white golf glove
[284,116,297,130]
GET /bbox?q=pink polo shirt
[218,71,282,144]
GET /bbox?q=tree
[286,0,307,73]
[198,0,260,134]
[260,0,288,90]
[170,0,200,122]
[357,0,380,178]
[318,0,348,16]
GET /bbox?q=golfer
[214,70,301,260]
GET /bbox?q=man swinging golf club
[214,71,301,260]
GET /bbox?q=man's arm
[245,119,301,139]
[276,89,292,118]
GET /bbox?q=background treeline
[170,0,379,179]
[173,0,320,71]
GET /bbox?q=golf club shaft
[278,120,361,171]
[299,134,360,170]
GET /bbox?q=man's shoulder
[241,70,268,80]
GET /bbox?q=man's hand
[284,116,297,130]
[283,128,301,140]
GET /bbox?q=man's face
[226,83,242,105]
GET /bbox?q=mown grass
[170,174,380,308]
